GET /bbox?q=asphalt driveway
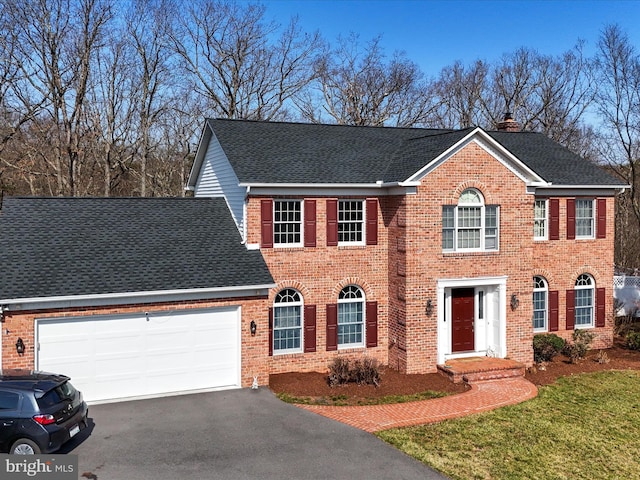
[63,387,447,480]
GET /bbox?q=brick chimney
[496,112,520,132]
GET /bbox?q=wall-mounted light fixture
[510,293,520,311]
[15,337,25,355]
[425,298,434,317]
[250,320,257,336]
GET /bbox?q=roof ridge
[404,127,474,142]
[208,117,452,134]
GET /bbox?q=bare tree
[431,60,490,128]
[298,34,436,127]
[170,0,321,121]
[87,22,137,196]
[6,0,114,196]
[595,25,640,268]
[0,1,50,193]
[126,0,175,196]
[490,45,595,146]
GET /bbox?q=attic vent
[496,112,521,132]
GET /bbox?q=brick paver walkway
[297,377,538,433]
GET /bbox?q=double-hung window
[273,289,303,353]
[574,274,594,328]
[274,200,302,246]
[575,199,594,239]
[442,188,499,252]
[533,276,548,331]
[338,200,364,244]
[338,285,365,347]
[534,199,547,240]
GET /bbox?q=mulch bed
[269,338,640,405]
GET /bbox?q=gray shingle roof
[487,131,622,185]
[0,197,273,301]
[208,118,624,186]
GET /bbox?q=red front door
[452,288,475,352]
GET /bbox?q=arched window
[338,285,365,347]
[442,188,499,252]
[533,276,548,331]
[575,274,594,328]
[273,289,303,353]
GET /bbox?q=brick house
[0,117,627,403]
[187,117,626,376]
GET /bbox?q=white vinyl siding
[194,132,245,234]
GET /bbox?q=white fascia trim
[240,182,385,188]
[406,128,546,185]
[530,185,629,196]
[0,283,277,312]
[535,184,629,190]
[241,182,419,196]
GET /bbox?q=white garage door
[36,307,241,403]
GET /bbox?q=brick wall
[246,196,389,374]
[2,296,270,388]
[247,140,616,376]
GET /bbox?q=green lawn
[377,371,640,480]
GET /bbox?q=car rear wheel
[10,438,41,455]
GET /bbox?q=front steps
[437,357,526,384]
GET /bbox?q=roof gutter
[0,283,277,312]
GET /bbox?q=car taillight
[33,414,56,425]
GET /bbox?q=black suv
[0,369,89,454]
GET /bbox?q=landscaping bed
[270,337,640,405]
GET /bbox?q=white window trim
[337,285,365,349]
[574,274,594,328]
[273,289,304,354]
[273,199,303,248]
[443,189,500,253]
[338,199,365,246]
[575,198,595,240]
[534,199,548,241]
[533,276,548,332]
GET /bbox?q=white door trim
[436,276,507,364]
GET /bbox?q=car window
[58,381,77,400]
[0,391,20,410]
[36,381,77,409]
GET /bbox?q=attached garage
[0,197,275,398]
[36,307,241,403]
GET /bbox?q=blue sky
[260,0,640,77]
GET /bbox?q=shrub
[533,334,566,363]
[351,357,380,387]
[327,357,351,387]
[327,356,381,387]
[563,330,595,363]
[595,350,610,364]
[626,332,640,351]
